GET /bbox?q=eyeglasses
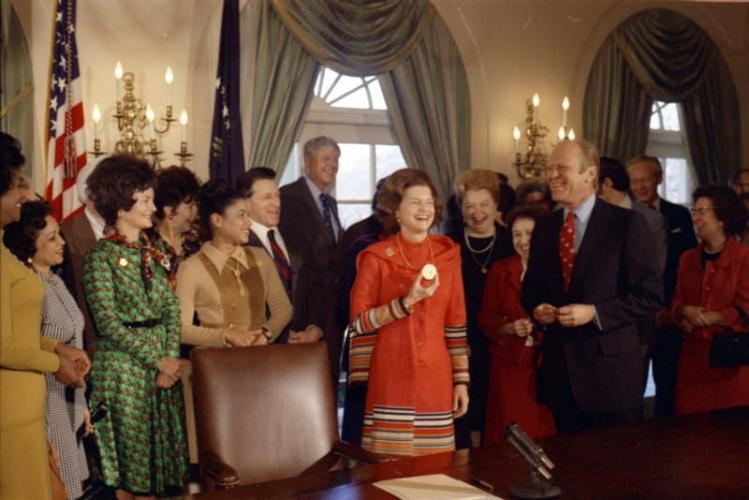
[690,207,716,215]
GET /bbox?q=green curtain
[271,0,433,77]
[583,37,652,164]
[248,0,320,172]
[583,9,741,184]
[379,14,471,202]
[0,0,34,177]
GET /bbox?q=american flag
[45,0,86,222]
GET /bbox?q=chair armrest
[199,450,241,488]
[333,440,392,463]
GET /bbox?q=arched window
[279,67,406,228]
[645,101,698,206]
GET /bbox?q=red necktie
[268,229,292,295]
[559,211,576,291]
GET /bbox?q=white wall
[10,0,749,189]
[433,0,749,183]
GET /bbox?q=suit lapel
[73,214,97,253]
[546,210,566,297]
[569,201,606,294]
[296,178,336,248]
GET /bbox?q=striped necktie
[267,229,292,295]
[319,192,337,243]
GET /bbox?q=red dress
[670,237,749,415]
[478,255,556,443]
[349,234,468,456]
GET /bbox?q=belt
[123,319,161,328]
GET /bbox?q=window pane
[332,89,370,109]
[279,143,299,187]
[337,143,372,200]
[662,157,695,206]
[375,145,407,179]
[369,80,387,110]
[337,203,372,229]
[661,102,681,131]
[649,111,661,130]
[318,68,338,99]
[327,74,364,103]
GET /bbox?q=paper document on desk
[373,474,502,499]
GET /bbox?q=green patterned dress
[83,237,187,495]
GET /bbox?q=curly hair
[86,155,157,227]
[197,179,245,240]
[0,132,25,196]
[154,165,201,219]
[692,184,748,236]
[376,168,442,235]
[455,169,500,206]
[2,201,52,263]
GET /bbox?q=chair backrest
[191,342,339,485]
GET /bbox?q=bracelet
[399,296,412,315]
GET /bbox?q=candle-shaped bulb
[179,110,188,126]
[164,66,174,85]
[92,104,101,123]
[114,61,123,80]
[513,126,521,141]
[568,128,576,141]
[562,96,570,111]
[532,93,540,108]
[145,105,155,123]
[558,126,566,141]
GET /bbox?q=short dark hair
[86,155,157,227]
[372,176,389,212]
[0,132,25,196]
[198,179,245,239]
[692,184,748,236]
[730,168,749,186]
[516,179,551,208]
[235,167,276,198]
[499,183,516,215]
[3,201,52,263]
[505,205,547,231]
[376,168,442,235]
[155,166,201,219]
[599,156,631,192]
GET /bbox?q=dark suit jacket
[279,178,342,377]
[60,212,98,359]
[247,230,323,341]
[660,198,697,304]
[521,199,663,414]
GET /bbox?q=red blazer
[479,255,537,365]
[670,237,749,340]
[669,237,749,414]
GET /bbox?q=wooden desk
[193,407,749,499]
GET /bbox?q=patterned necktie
[319,193,337,243]
[559,211,576,291]
[267,229,292,295]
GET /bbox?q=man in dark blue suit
[628,156,697,417]
[279,136,343,385]
[522,140,662,433]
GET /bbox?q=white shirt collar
[84,207,106,240]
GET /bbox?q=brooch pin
[385,247,395,257]
[118,257,129,267]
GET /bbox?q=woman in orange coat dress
[670,185,749,414]
[479,207,555,442]
[349,168,470,457]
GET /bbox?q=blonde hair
[455,169,500,205]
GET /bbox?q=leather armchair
[191,342,382,491]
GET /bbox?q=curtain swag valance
[270,0,435,76]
